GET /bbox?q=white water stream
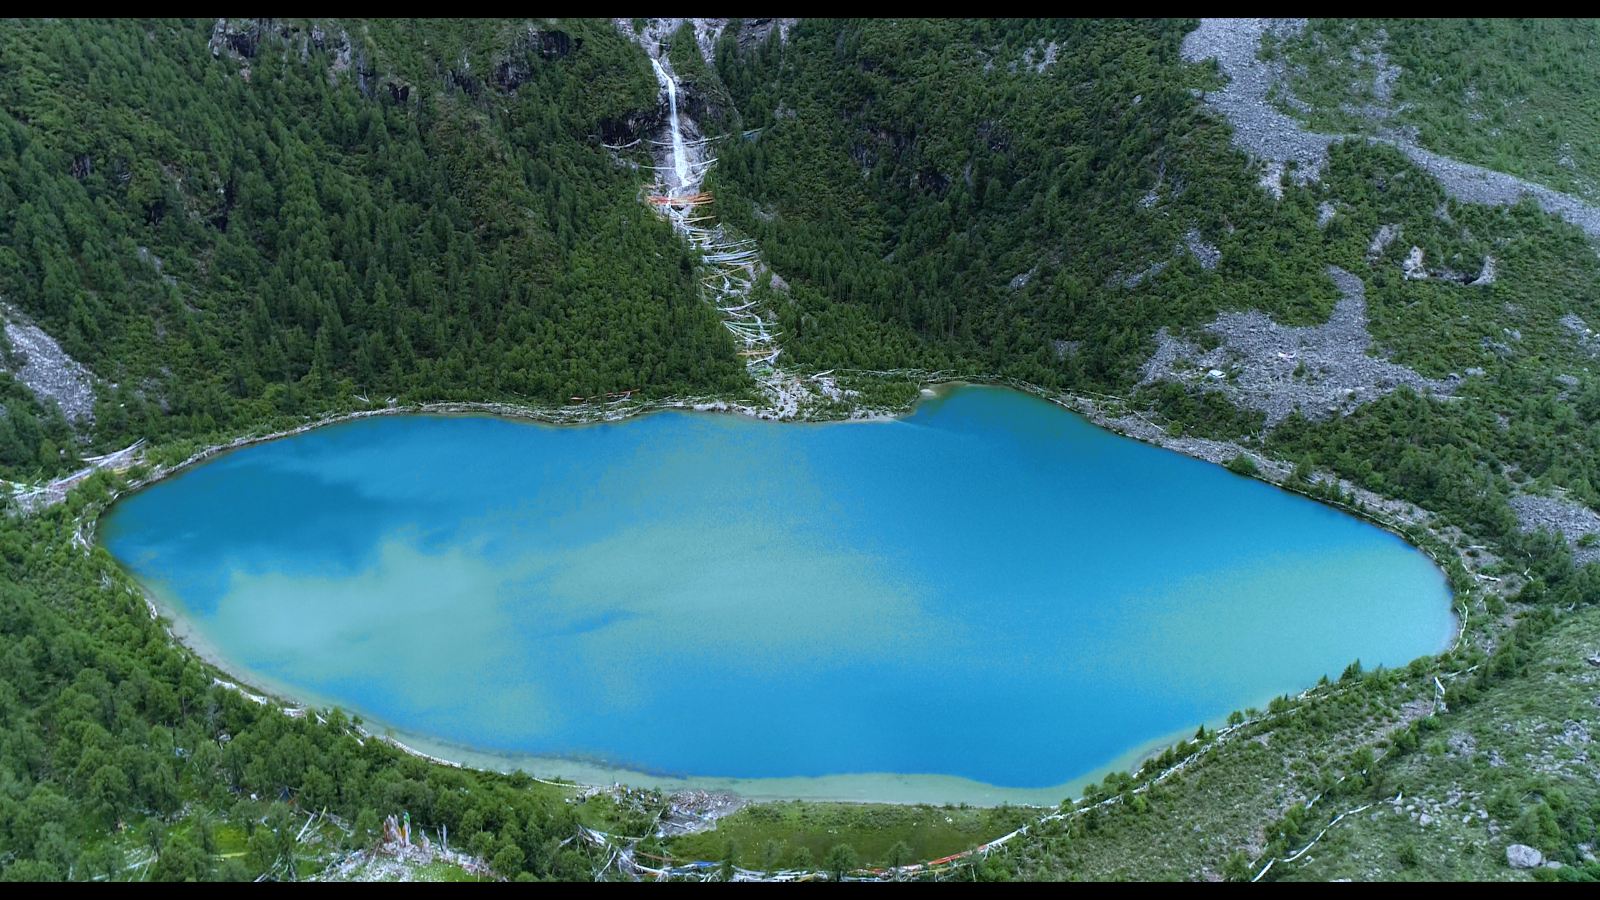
[626,19,836,416]
[649,57,693,193]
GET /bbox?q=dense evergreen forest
[0,18,745,480]
[1,17,1597,881]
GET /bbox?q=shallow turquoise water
[101,386,1453,793]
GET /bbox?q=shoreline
[82,375,1480,810]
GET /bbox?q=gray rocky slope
[1181,18,1600,238]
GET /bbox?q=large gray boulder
[1506,844,1544,869]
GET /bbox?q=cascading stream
[627,18,830,416]
[649,57,693,194]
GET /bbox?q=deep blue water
[101,386,1454,792]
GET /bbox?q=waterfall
[628,19,812,412]
[649,57,692,193]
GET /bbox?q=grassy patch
[666,800,1034,870]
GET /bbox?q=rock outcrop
[493,27,582,92]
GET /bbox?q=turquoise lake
[100,386,1455,802]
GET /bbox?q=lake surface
[101,386,1454,802]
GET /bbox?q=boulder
[1506,844,1544,869]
